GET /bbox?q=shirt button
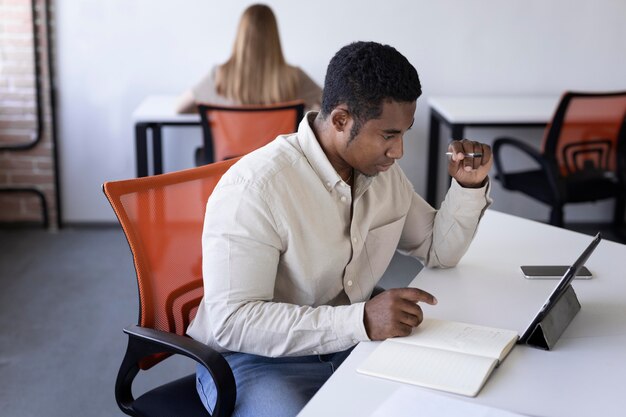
[326,182,331,188]
[340,196,347,203]
[352,237,357,244]
[347,280,353,287]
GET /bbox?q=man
[187,41,492,416]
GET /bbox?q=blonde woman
[176,4,321,113]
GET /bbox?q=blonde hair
[215,4,299,104]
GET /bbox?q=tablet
[518,232,602,344]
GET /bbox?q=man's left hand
[446,139,492,188]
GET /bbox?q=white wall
[55,0,626,223]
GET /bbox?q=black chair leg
[549,205,564,227]
[195,147,204,167]
[612,195,626,243]
[613,195,626,229]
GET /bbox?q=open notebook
[357,232,602,397]
[357,318,517,397]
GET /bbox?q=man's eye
[382,134,394,140]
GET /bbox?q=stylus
[445,152,483,157]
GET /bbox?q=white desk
[132,95,200,177]
[426,96,559,206]
[299,210,626,417]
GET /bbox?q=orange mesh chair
[195,101,304,165]
[103,158,240,417]
[493,91,626,227]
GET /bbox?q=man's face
[340,100,416,177]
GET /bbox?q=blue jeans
[196,347,354,417]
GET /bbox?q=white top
[428,96,560,124]
[132,66,322,123]
[299,210,626,417]
[192,66,322,111]
[187,112,492,357]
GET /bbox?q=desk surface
[299,210,626,417]
[132,94,200,124]
[428,96,559,125]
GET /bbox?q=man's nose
[386,137,403,159]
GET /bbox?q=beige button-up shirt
[187,112,492,357]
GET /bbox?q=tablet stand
[525,284,581,350]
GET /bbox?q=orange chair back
[103,159,239,354]
[198,101,304,163]
[541,91,626,177]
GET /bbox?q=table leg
[153,123,163,175]
[426,111,441,206]
[450,124,464,141]
[446,124,465,189]
[135,123,148,177]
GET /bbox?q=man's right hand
[364,288,437,340]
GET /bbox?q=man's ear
[330,108,351,133]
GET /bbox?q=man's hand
[364,288,437,340]
[447,139,493,188]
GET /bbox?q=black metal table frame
[135,121,201,177]
[136,108,547,196]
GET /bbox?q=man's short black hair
[320,41,422,138]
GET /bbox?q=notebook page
[357,340,497,397]
[392,318,518,360]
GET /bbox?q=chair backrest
[541,91,626,177]
[197,101,305,164]
[103,159,239,345]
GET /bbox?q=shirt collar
[297,112,344,191]
[296,112,374,194]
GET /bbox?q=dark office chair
[493,91,626,228]
[195,101,304,165]
[103,158,241,417]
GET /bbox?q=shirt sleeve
[399,177,492,268]
[199,179,367,357]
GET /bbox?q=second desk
[426,96,558,206]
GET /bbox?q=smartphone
[520,265,592,279]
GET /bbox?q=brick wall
[0,0,57,228]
